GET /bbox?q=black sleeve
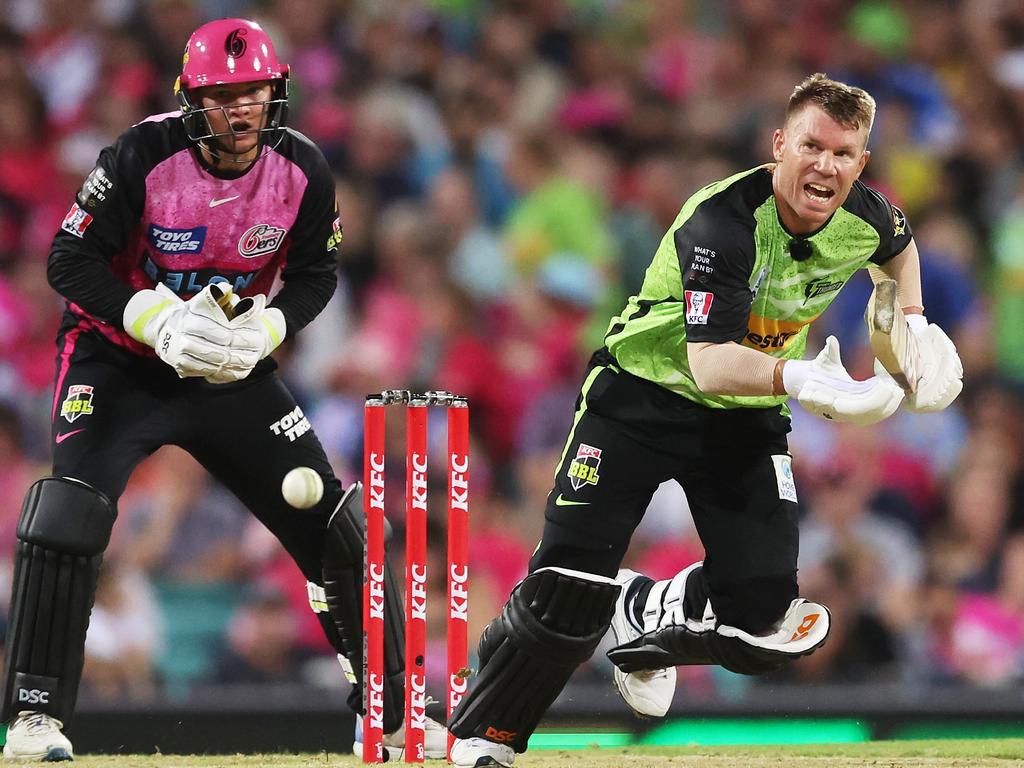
[676,211,756,344]
[46,132,146,325]
[268,146,339,335]
[857,183,914,266]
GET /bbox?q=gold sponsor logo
[743,314,807,350]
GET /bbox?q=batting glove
[902,315,963,413]
[783,335,904,426]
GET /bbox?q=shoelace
[633,667,672,682]
[22,713,63,735]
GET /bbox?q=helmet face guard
[174,19,290,165]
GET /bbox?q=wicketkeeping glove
[783,335,904,426]
[201,293,287,384]
[123,283,254,380]
[902,314,963,413]
[123,283,227,378]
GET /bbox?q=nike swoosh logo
[554,494,590,507]
[209,195,240,208]
[55,429,86,444]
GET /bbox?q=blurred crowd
[1,0,1024,707]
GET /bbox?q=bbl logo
[567,443,602,491]
[61,385,94,423]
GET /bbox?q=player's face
[771,104,870,234]
[196,80,274,157]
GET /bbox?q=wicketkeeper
[447,74,963,768]
[1,18,443,762]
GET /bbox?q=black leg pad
[2,477,115,723]
[448,567,620,753]
[321,482,405,734]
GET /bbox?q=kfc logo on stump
[238,224,286,258]
[685,290,714,325]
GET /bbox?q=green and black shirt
[605,164,912,410]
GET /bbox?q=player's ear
[772,128,785,162]
[857,149,870,176]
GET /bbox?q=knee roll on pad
[448,567,620,753]
[2,477,116,723]
[319,482,404,733]
[608,598,831,676]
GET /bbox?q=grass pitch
[65,739,1024,767]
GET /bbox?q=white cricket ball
[281,467,324,509]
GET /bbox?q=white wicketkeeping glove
[783,335,904,426]
[201,293,287,384]
[124,284,258,380]
[123,283,225,378]
[124,282,185,347]
[902,314,963,413]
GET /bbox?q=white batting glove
[902,315,963,413]
[202,294,286,384]
[783,336,904,426]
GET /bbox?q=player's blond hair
[786,73,876,136]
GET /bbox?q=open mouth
[804,183,834,204]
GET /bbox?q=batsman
[448,73,964,767]
[1,18,443,761]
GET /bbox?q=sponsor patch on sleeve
[771,454,798,503]
[892,205,906,237]
[76,165,113,211]
[684,290,714,325]
[61,203,94,239]
[327,213,343,251]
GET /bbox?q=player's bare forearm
[871,238,923,314]
[687,341,780,396]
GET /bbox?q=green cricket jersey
[605,165,912,410]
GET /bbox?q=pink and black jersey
[48,112,340,356]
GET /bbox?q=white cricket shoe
[450,736,515,767]
[353,713,448,760]
[610,569,677,717]
[3,711,73,762]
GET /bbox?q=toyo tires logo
[238,224,286,258]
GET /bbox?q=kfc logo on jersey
[238,224,287,258]
[148,224,207,254]
[685,290,714,325]
[61,204,93,239]
[567,443,602,491]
